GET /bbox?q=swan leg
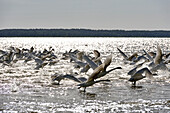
[83,87,86,92]
[133,81,136,86]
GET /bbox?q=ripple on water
[0,38,170,112]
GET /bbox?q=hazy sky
[0,0,170,30]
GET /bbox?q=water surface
[0,37,170,113]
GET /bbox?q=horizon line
[1,27,170,31]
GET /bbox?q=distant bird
[3,50,14,64]
[76,51,84,61]
[14,48,23,59]
[0,49,7,55]
[48,60,59,66]
[24,56,33,63]
[67,51,88,69]
[93,50,101,59]
[143,49,153,61]
[150,45,169,71]
[128,67,156,87]
[61,49,79,60]
[29,46,34,53]
[117,48,138,61]
[93,50,102,65]
[35,62,48,70]
[80,51,103,73]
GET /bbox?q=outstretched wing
[143,49,153,61]
[103,54,112,71]
[83,55,98,70]
[87,63,105,82]
[63,74,82,83]
[117,48,128,60]
[154,45,162,65]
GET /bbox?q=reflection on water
[0,37,170,112]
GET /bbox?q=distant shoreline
[0,28,170,37]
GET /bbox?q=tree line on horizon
[0,29,170,37]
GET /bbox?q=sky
[0,0,170,30]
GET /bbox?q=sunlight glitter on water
[0,37,170,113]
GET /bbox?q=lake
[0,37,170,113]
